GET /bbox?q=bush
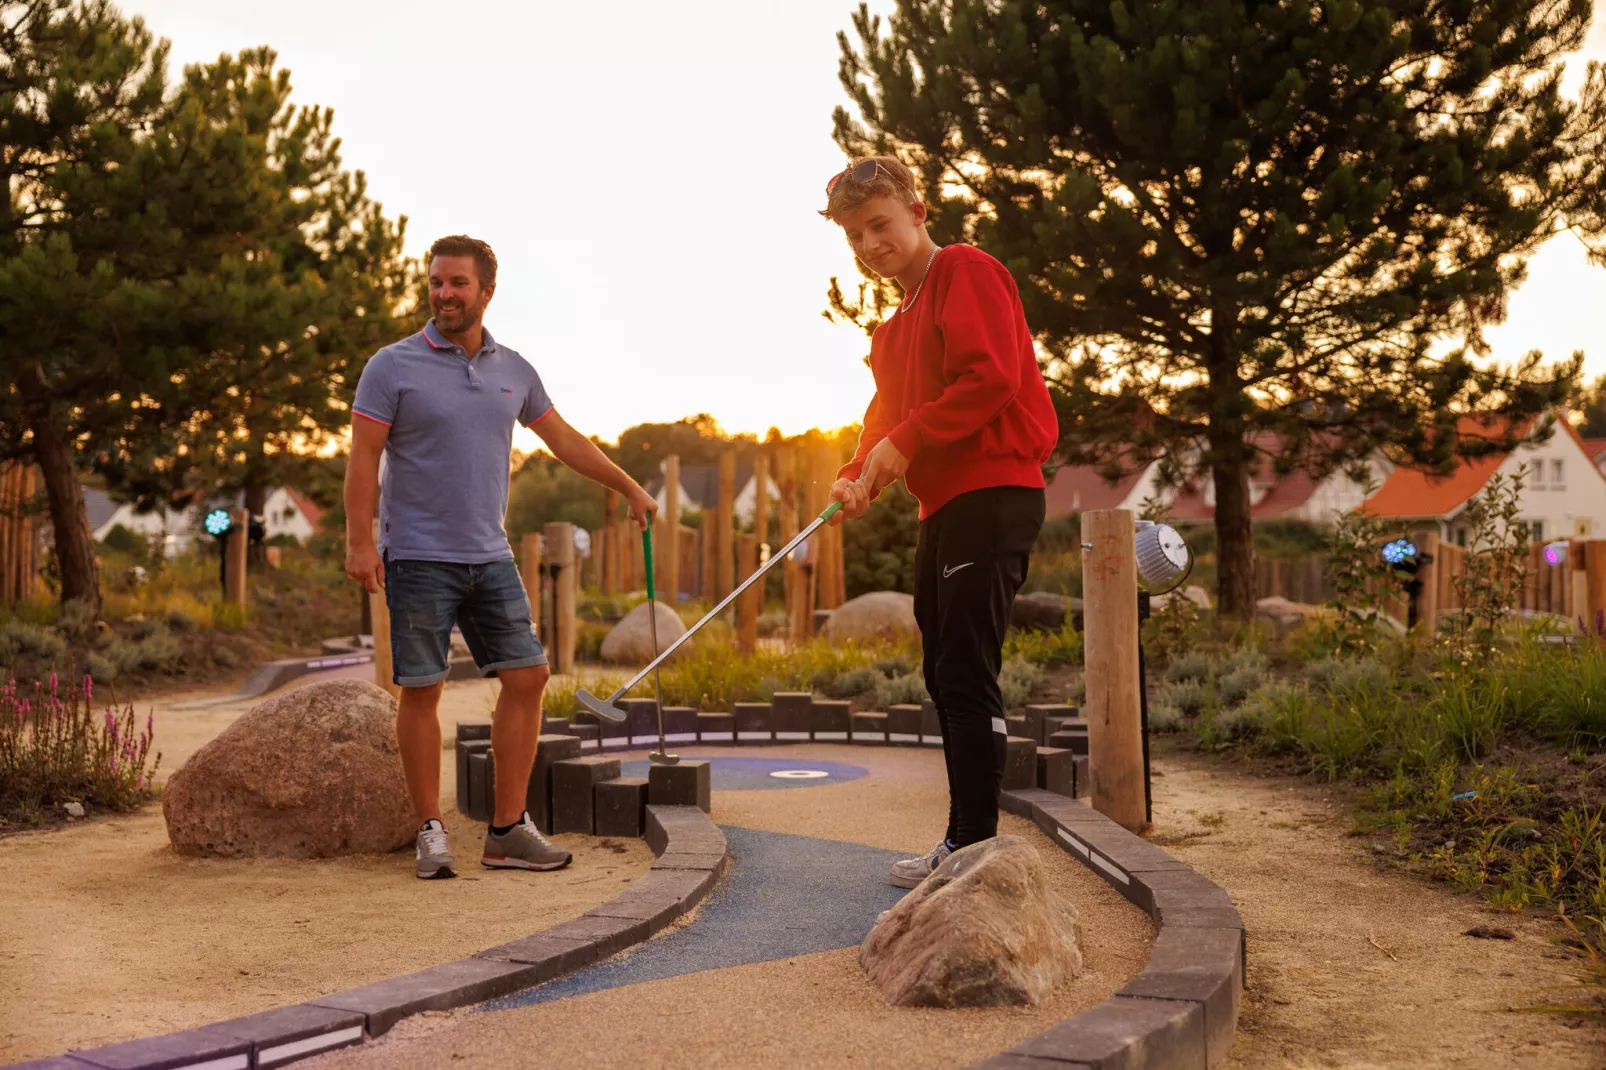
[1157,678,1208,718]
[166,609,195,632]
[0,619,66,664]
[873,656,916,678]
[0,675,160,820]
[1215,664,1263,708]
[1149,699,1184,734]
[1000,657,1044,708]
[874,671,931,708]
[820,666,878,699]
[86,653,117,684]
[1164,650,1213,684]
[1004,622,1083,668]
[1307,655,1388,696]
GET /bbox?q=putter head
[649,751,680,766]
[575,688,628,724]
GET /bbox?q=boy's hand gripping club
[576,496,848,724]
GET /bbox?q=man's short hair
[427,235,498,289]
[821,155,920,220]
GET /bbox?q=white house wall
[1489,432,1606,541]
[1290,458,1393,525]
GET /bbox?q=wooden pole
[700,520,716,602]
[370,520,400,697]
[601,490,619,593]
[753,453,770,553]
[737,533,759,653]
[520,532,543,638]
[0,463,14,605]
[776,447,798,627]
[1417,530,1440,634]
[664,455,681,602]
[225,508,249,606]
[1584,539,1606,640]
[716,450,735,601]
[1081,508,1147,833]
[545,521,577,673]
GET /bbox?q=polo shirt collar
[422,319,498,357]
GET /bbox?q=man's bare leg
[491,664,551,827]
[397,681,446,824]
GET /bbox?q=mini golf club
[577,496,848,727]
[642,522,677,766]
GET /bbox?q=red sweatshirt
[839,244,1058,519]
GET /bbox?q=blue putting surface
[482,825,908,1011]
[618,757,868,791]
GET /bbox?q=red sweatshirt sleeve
[885,262,1022,459]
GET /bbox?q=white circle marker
[770,769,830,780]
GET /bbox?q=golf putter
[642,521,678,766]
[577,494,850,724]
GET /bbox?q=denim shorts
[383,555,547,687]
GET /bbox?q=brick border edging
[966,787,1245,1070]
[11,805,726,1070]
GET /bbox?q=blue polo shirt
[353,320,553,563]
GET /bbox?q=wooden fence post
[1417,531,1440,634]
[716,450,735,601]
[1082,508,1147,833]
[661,455,680,606]
[601,489,619,593]
[545,522,577,673]
[1584,539,1606,639]
[737,534,759,653]
[520,532,543,638]
[225,508,249,607]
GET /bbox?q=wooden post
[225,508,249,606]
[679,523,698,599]
[0,464,15,605]
[661,455,681,606]
[700,520,716,602]
[520,532,543,638]
[545,521,577,673]
[716,450,735,601]
[1082,509,1147,833]
[370,519,399,697]
[753,453,770,554]
[1584,539,1606,640]
[1417,530,1440,634]
[601,490,619,593]
[737,534,759,653]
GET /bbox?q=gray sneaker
[482,812,572,872]
[888,839,953,889]
[416,820,456,880]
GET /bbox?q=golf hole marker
[770,769,830,780]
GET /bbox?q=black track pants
[914,485,1045,848]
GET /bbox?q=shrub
[1,619,66,664]
[874,671,931,708]
[820,666,878,699]
[1215,664,1263,709]
[1003,622,1083,668]
[0,675,160,820]
[86,653,117,684]
[54,599,98,645]
[1148,698,1184,734]
[1000,657,1044,708]
[873,656,916,678]
[1158,678,1208,718]
[1165,650,1213,684]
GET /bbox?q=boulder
[162,679,414,858]
[820,591,919,644]
[1011,592,1084,632]
[860,835,1082,1007]
[600,601,689,664]
[1152,584,1213,613]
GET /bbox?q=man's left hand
[860,437,910,498]
[625,486,657,529]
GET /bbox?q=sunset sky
[133,0,1606,448]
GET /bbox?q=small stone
[64,802,85,818]
[860,835,1082,1007]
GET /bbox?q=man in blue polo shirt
[346,235,654,880]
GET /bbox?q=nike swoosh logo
[942,563,974,578]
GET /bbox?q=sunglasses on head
[825,159,912,197]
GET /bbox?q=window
[1454,527,1468,547]
[1552,459,1565,489]
[1531,520,1545,541]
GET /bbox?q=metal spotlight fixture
[1134,520,1193,594]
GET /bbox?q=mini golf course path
[304,744,1159,1070]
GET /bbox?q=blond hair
[821,155,921,219]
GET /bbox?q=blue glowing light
[204,509,232,537]
[1381,538,1417,565]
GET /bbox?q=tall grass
[0,674,160,822]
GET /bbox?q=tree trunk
[244,480,267,566]
[1210,439,1255,619]
[20,384,101,614]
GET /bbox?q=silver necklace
[895,245,942,315]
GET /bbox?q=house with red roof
[1581,436,1606,478]
[1359,412,1606,545]
[1044,455,1167,518]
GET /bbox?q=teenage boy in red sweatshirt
[824,156,1058,888]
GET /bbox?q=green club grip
[642,519,655,601]
[819,499,844,522]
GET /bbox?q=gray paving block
[808,699,851,741]
[1048,727,1090,756]
[542,717,571,735]
[455,720,492,742]
[310,958,540,1036]
[456,739,491,817]
[999,786,1039,818]
[733,701,773,743]
[566,722,601,750]
[1008,993,1206,1069]
[6,1059,96,1069]
[550,755,622,834]
[468,750,494,823]
[648,759,711,812]
[1002,735,1037,790]
[1120,926,1244,1065]
[474,932,600,975]
[203,1003,365,1068]
[1074,754,1090,797]
[771,691,812,740]
[527,734,583,832]
[62,1030,253,1070]
[1142,868,1243,930]
[851,711,887,744]
[885,704,923,745]
[920,699,943,744]
[1005,714,1028,739]
[1024,703,1075,744]
[578,709,631,748]
[541,912,650,957]
[619,697,662,746]
[643,804,725,858]
[695,711,735,743]
[650,850,728,872]
[662,705,700,743]
[594,776,648,837]
[1037,745,1077,798]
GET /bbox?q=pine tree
[831,0,1606,615]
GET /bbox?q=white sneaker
[415,819,456,880]
[888,839,953,889]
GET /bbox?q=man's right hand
[346,543,385,593]
[829,477,869,525]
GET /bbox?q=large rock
[820,591,919,644]
[1011,592,1084,632]
[600,601,689,664]
[162,679,414,858]
[860,835,1082,1007]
